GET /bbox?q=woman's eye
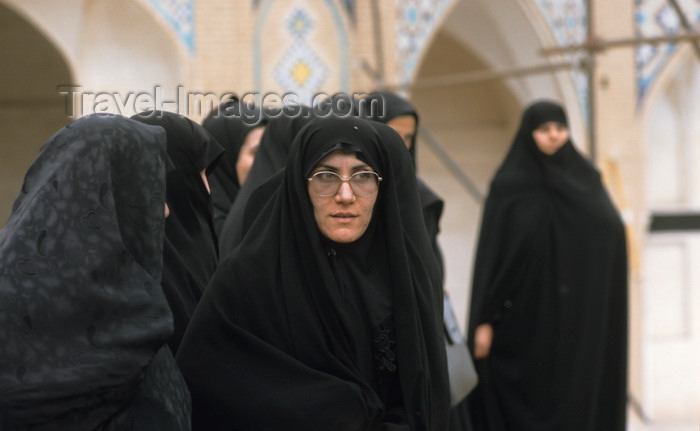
[353,172,373,182]
[316,172,338,182]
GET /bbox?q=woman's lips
[331,213,356,222]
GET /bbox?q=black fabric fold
[359,91,445,281]
[131,110,224,354]
[202,98,267,236]
[217,107,315,256]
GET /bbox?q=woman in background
[202,98,267,236]
[217,105,314,255]
[359,91,444,278]
[132,110,224,354]
[467,100,628,431]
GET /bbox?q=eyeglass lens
[309,171,379,196]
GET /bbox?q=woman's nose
[334,181,356,202]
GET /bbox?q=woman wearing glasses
[176,116,450,430]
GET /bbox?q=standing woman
[131,110,224,354]
[467,100,628,431]
[177,116,450,430]
[202,98,267,236]
[0,114,190,429]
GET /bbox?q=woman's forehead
[314,149,366,167]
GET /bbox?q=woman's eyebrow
[314,163,371,172]
[314,164,339,172]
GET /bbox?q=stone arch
[640,46,699,208]
[3,0,188,117]
[407,0,586,325]
[637,46,700,422]
[75,0,188,116]
[0,2,73,226]
[0,0,189,225]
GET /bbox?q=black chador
[0,114,191,430]
[132,110,224,355]
[467,101,628,431]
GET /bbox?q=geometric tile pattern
[148,0,196,52]
[253,0,350,101]
[254,0,356,21]
[395,0,456,85]
[287,8,314,39]
[532,0,589,119]
[274,40,330,104]
[273,8,329,104]
[635,0,700,103]
[533,0,588,47]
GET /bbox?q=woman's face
[532,121,569,155]
[308,150,378,243]
[236,126,266,185]
[386,115,416,150]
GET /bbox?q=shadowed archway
[0,3,72,226]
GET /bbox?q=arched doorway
[411,28,518,328]
[0,3,72,226]
[640,49,700,423]
[0,0,188,226]
[409,0,577,327]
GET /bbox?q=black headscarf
[177,116,449,431]
[466,100,628,431]
[131,110,224,354]
[217,106,315,256]
[0,114,190,430]
[359,92,419,160]
[360,91,445,280]
[202,98,267,235]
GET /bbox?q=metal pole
[391,60,579,91]
[541,32,700,55]
[666,0,700,62]
[418,126,484,203]
[587,0,597,163]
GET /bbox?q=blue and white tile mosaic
[636,0,700,102]
[532,0,589,119]
[254,0,355,20]
[287,8,314,39]
[395,0,455,86]
[274,40,330,103]
[254,1,349,102]
[148,0,195,52]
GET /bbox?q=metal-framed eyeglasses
[307,171,382,197]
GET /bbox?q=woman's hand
[474,323,493,359]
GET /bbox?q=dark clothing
[202,99,266,236]
[131,111,224,355]
[467,101,628,431]
[0,114,190,430]
[360,91,445,281]
[177,116,450,431]
[217,109,314,256]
